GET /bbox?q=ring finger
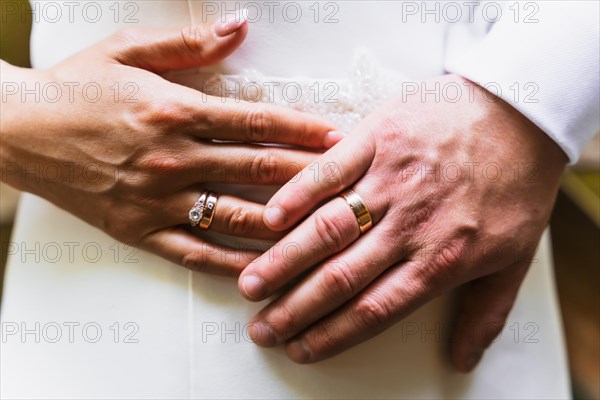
[238,183,388,301]
[182,190,289,241]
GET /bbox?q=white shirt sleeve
[445,1,599,163]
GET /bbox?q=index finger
[262,136,375,230]
[194,98,346,149]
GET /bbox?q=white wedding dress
[1,1,570,398]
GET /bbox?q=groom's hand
[238,75,567,369]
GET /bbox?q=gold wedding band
[199,192,219,230]
[341,190,372,234]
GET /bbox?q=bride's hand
[0,19,340,275]
[237,75,567,368]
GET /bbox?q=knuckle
[249,148,280,183]
[354,295,394,329]
[318,261,358,301]
[301,322,341,356]
[321,161,346,190]
[136,152,186,175]
[106,28,144,61]
[269,302,298,340]
[181,249,210,272]
[138,99,193,127]
[225,205,259,236]
[312,212,347,253]
[111,28,140,44]
[401,259,447,303]
[410,262,445,297]
[179,25,206,57]
[116,172,159,200]
[243,107,275,143]
[276,177,312,212]
[433,241,467,271]
[181,255,204,271]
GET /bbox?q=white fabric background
[1,1,582,398]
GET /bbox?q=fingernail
[286,338,312,363]
[248,321,276,346]
[213,8,248,37]
[241,274,268,300]
[264,206,286,228]
[465,348,483,372]
[323,130,346,148]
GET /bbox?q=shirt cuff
[445,1,599,164]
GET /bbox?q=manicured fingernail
[323,130,346,148]
[248,321,276,346]
[213,8,248,37]
[264,206,286,228]
[286,338,312,363]
[241,274,267,300]
[465,348,483,371]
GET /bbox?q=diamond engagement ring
[189,191,208,227]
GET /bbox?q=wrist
[451,73,569,169]
[0,61,47,190]
[459,74,568,179]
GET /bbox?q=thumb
[104,11,248,73]
[450,261,530,373]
